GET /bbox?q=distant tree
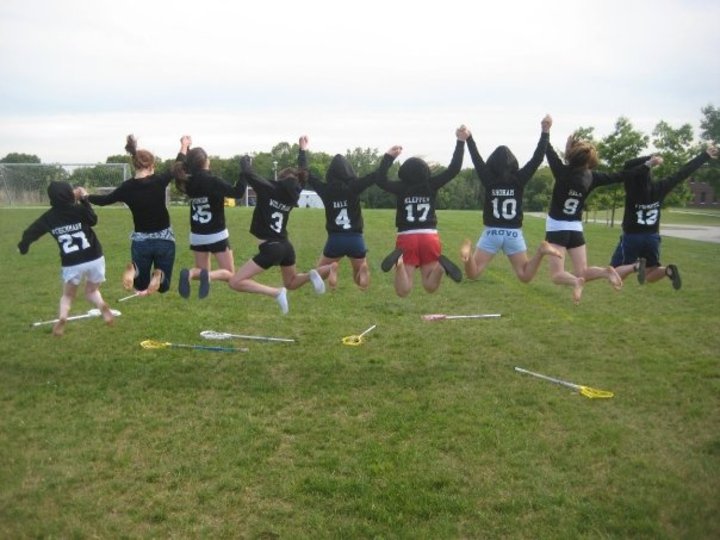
[695,104,720,192]
[1,152,41,163]
[594,117,649,226]
[651,120,696,207]
[524,166,554,212]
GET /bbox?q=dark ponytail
[173,147,208,193]
[125,134,155,171]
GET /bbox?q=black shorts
[545,230,586,249]
[253,239,296,269]
[191,239,231,253]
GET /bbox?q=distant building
[688,178,718,207]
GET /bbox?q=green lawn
[1,206,719,539]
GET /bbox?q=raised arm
[465,127,491,185]
[517,115,551,183]
[655,143,718,196]
[240,155,275,195]
[352,145,402,194]
[428,125,468,189]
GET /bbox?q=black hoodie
[467,132,548,228]
[18,181,103,266]
[240,156,303,240]
[376,140,464,232]
[621,152,711,234]
[305,151,396,234]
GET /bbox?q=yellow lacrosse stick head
[579,386,614,399]
[341,334,364,346]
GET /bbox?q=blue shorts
[610,233,661,268]
[323,232,368,259]
[477,227,527,256]
[253,239,296,269]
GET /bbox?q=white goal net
[0,163,130,206]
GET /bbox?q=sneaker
[276,287,289,314]
[198,269,210,299]
[381,248,403,272]
[438,255,463,283]
[122,262,137,290]
[636,257,646,285]
[178,268,190,299]
[308,269,325,294]
[147,270,164,294]
[666,264,681,290]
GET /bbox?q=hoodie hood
[326,155,356,184]
[486,146,518,178]
[47,181,75,208]
[398,157,431,185]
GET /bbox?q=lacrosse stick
[514,367,614,399]
[118,292,141,302]
[200,330,296,343]
[422,313,501,321]
[140,340,248,353]
[31,308,122,327]
[341,324,377,346]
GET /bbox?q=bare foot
[122,262,136,290]
[460,238,472,262]
[607,266,623,290]
[540,241,562,258]
[572,277,585,305]
[52,318,67,337]
[328,262,338,290]
[100,303,115,326]
[146,270,163,294]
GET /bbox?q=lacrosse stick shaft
[32,310,99,327]
[445,314,501,319]
[118,292,140,302]
[358,324,377,337]
[200,331,295,343]
[514,367,580,391]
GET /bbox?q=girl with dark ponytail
[171,138,247,300]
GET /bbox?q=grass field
[1,206,719,539]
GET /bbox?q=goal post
[0,162,130,206]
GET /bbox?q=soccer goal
[0,162,130,206]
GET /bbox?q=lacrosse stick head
[140,340,167,349]
[341,334,365,346]
[579,386,614,399]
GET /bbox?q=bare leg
[462,239,494,280]
[208,249,235,282]
[394,257,414,297]
[281,262,337,291]
[317,255,342,289]
[53,282,79,336]
[350,258,369,290]
[420,260,446,293]
[512,241,561,283]
[85,281,114,325]
[228,260,282,297]
[567,245,622,290]
[546,243,585,304]
[646,266,668,283]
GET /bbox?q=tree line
[3,105,718,222]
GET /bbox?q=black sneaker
[198,268,210,299]
[438,255,462,283]
[666,264,681,290]
[381,248,403,272]
[178,268,191,299]
[636,257,646,285]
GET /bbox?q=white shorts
[477,227,527,256]
[61,256,107,285]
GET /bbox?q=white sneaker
[276,287,289,314]
[308,269,325,294]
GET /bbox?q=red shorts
[396,232,441,267]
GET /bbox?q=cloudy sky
[1,0,718,165]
